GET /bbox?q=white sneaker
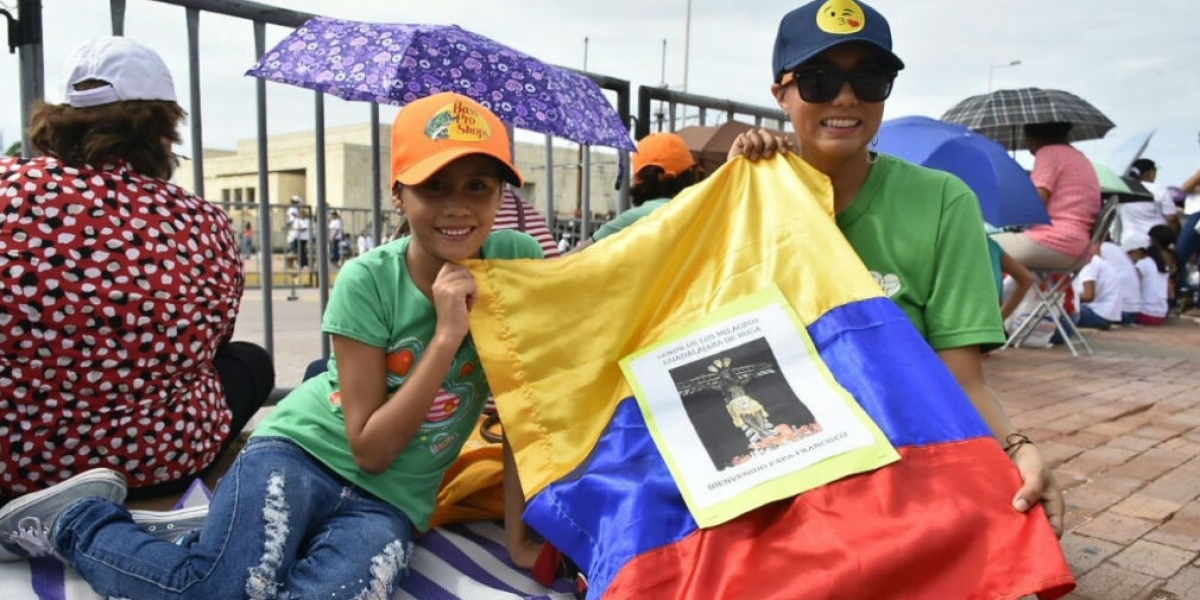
[129,505,209,543]
[0,468,126,562]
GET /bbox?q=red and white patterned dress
[0,157,243,496]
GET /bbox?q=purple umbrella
[246,17,635,150]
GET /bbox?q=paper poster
[619,285,899,527]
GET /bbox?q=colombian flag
[467,155,1074,599]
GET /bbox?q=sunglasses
[782,67,896,104]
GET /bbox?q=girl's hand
[727,128,796,162]
[431,263,477,343]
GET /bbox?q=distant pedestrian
[328,210,344,265]
[240,222,255,257]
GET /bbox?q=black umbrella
[941,87,1115,150]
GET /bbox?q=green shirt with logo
[253,229,543,531]
[836,154,1005,351]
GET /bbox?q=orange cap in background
[390,92,523,187]
[632,132,696,182]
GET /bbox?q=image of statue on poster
[669,337,821,470]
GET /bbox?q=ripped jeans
[54,437,413,600]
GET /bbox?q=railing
[7,0,636,370]
[635,85,788,139]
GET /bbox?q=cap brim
[396,147,523,188]
[778,39,904,81]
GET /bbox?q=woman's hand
[727,128,796,162]
[431,263,476,343]
[1010,442,1064,538]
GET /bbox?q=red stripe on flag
[605,438,1073,600]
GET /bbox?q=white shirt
[1075,255,1123,322]
[329,217,344,241]
[1133,256,1169,317]
[1185,192,1200,216]
[286,205,301,243]
[1118,181,1178,245]
[1098,242,1141,314]
[292,217,312,242]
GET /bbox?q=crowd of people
[0,1,1193,597]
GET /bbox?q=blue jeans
[1177,212,1200,297]
[54,437,413,599]
[1075,305,1113,330]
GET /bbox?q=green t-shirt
[592,199,670,242]
[253,229,543,531]
[836,154,1005,351]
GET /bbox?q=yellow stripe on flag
[467,154,885,499]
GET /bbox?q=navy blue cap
[773,0,904,82]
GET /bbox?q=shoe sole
[129,505,209,541]
[0,469,126,561]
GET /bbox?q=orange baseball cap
[632,132,696,182]
[390,92,523,187]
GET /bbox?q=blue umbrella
[876,116,1050,227]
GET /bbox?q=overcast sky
[2,0,1198,186]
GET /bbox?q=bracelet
[1003,432,1034,457]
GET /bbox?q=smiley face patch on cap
[816,0,866,34]
[425,100,493,142]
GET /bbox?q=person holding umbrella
[726,0,1063,539]
[990,122,1102,270]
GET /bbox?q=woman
[0,37,274,501]
[729,0,1062,535]
[991,122,1101,270]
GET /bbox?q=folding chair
[1003,195,1120,357]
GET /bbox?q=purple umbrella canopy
[247,17,635,150]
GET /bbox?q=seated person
[0,37,273,503]
[991,122,1101,270]
[1123,232,1171,325]
[1118,158,1180,242]
[1099,239,1142,325]
[571,132,701,252]
[1073,248,1123,329]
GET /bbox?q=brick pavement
[987,317,1200,600]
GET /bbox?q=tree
[4,141,19,157]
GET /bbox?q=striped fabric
[0,521,575,600]
[941,87,1115,150]
[497,189,561,258]
[0,478,572,600]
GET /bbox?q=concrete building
[175,123,623,240]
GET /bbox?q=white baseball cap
[62,37,177,108]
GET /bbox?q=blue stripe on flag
[524,296,993,597]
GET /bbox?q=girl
[727,0,1061,535]
[0,92,544,598]
[1124,232,1170,325]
